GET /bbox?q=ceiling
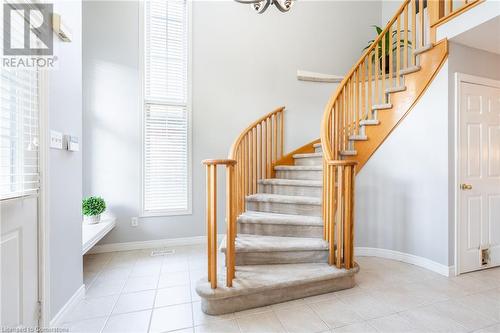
[451,16,500,55]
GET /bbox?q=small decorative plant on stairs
[364,25,411,74]
[82,196,106,224]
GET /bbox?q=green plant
[82,196,106,216]
[363,25,411,73]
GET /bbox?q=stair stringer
[344,39,449,170]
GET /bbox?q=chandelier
[234,0,294,14]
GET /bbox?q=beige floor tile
[155,285,192,307]
[274,305,329,333]
[194,319,240,333]
[158,271,190,288]
[456,292,500,321]
[270,298,306,310]
[66,295,118,322]
[102,310,151,333]
[308,298,363,328]
[85,278,126,298]
[123,276,159,293]
[475,324,500,333]
[130,264,162,278]
[399,305,468,332]
[368,313,428,332]
[431,299,497,331]
[98,267,133,281]
[192,301,234,325]
[236,311,285,333]
[331,322,378,333]
[113,290,156,314]
[149,303,193,333]
[233,305,272,318]
[62,316,107,333]
[335,291,397,320]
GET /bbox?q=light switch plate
[64,135,80,152]
[50,130,63,149]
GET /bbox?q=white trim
[454,73,500,276]
[139,0,193,218]
[355,247,454,276]
[82,218,116,255]
[87,234,222,254]
[49,284,85,328]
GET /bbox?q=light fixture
[234,0,294,14]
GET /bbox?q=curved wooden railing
[429,0,483,40]
[203,107,285,288]
[321,0,428,269]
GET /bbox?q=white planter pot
[84,214,101,225]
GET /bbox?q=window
[142,0,191,215]
[0,8,40,200]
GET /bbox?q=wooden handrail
[203,107,285,288]
[428,0,483,41]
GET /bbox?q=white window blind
[0,7,40,200]
[143,0,190,214]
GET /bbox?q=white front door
[458,78,500,274]
[0,197,39,327]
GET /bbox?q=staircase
[197,0,480,316]
[197,142,359,315]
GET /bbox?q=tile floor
[62,244,500,333]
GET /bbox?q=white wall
[83,1,382,244]
[355,62,450,266]
[381,0,403,26]
[48,0,83,319]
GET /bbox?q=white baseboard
[88,235,223,254]
[50,284,85,327]
[355,247,454,277]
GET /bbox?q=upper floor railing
[429,0,483,40]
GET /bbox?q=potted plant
[82,196,106,224]
[363,25,410,74]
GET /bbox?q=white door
[458,78,500,274]
[1,197,39,327]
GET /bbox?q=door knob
[460,184,472,190]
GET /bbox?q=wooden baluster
[374,48,379,106]
[261,120,266,178]
[226,164,235,286]
[249,131,254,194]
[253,127,257,191]
[447,0,453,15]
[396,15,401,85]
[412,0,417,66]
[344,164,353,269]
[328,165,335,265]
[336,165,344,268]
[404,4,409,68]
[342,88,347,151]
[420,0,425,47]
[323,161,329,241]
[209,164,217,288]
[389,24,393,88]
[206,165,212,283]
[353,70,358,131]
[382,32,386,95]
[347,78,351,138]
[368,54,372,119]
[280,111,284,158]
[267,117,272,177]
[361,60,366,120]
[273,114,278,164]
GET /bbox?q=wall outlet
[131,217,139,227]
[50,130,63,149]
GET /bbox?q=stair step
[258,178,322,197]
[220,234,329,265]
[246,193,321,216]
[313,142,322,153]
[293,152,323,166]
[414,43,434,55]
[359,119,380,126]
[196,262,358,315]
[348,134,368,141]
[237,211,323,238]
[372,103,392,111]
[385,85,406,94]
[274,165,322,181]
[399,65,421,75]
[340,150,357,156]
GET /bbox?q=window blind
[143,0,190,214]
[0,7,40,200]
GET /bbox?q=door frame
[38,70,50,327]
[454,72,500,275]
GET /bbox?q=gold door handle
[460,184,472,190]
